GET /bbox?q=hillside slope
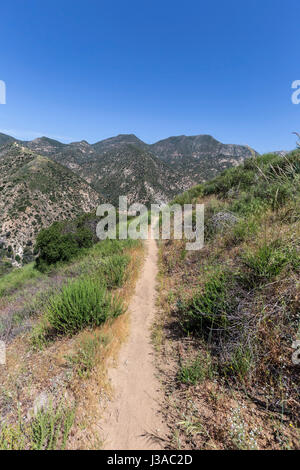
[150,134,257,181]
[0,132,16,147]
[157,151,300,449]
[0,143,100,263]
[79,144,191,205]
[0,133,258,203]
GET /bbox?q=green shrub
[241,242,298,287]
[100,254,130,288]
[203,166,256,196]
[225,218,258,245]
[46,278,124,336]
[179,270,234,335]
[178,352,215,385]
[229,194,268,216]
[203,152,300,212]
[75,227,94,248]
[172,184,204,205]
[30,402,75,450]
[0,402,74,450]
[35,215,98,271]
[35,223,79,269]
[252,182,294,210]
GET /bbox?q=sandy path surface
[100,231,167,450]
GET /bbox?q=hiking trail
[100,229,167,450]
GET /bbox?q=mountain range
[0,131,257,262]
[0,143,100,263]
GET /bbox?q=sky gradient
[0,0,299,153]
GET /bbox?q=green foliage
[31,316,50,350]
[172,184,204,206]
[241,241,299,287]
[35,223,79,269]
[0,408,26,450]
[203,151,300,216]
[179,270,234,335]
[30,402,75,450]
[0,263,43,298]
[35,218,95,271]
[225,217,258,245]
[204,165,256,196]
[223,346,254,383]
[229,192,268,216]
[99,254,130,288]
[0,402,74,450]
[178,351,215,385]
[46,278,124,336]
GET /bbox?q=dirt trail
[100,229,167,450]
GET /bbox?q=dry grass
[155,190,300,450]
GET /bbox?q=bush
[35,219,95,271]
[46,278,124,336]
[225,217,258,245]
[203,166,256,197]
[172,184,204,206]
[203,152,300,213]
[99,254,130,288]
[35,223,79,269]
[179,270,235,335]
[241,242,298,287]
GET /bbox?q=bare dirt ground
[100,230,168,450]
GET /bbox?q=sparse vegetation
[179,269,234,335]
[0,402,75,450]
[0,262,44,297]
[178,351,215,385]
[159,151,300,450]
[66,333,109,378]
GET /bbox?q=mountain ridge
[0,132,259,263]
[0,131,258,184]
[0,143,101,264]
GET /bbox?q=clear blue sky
[0,0,299,153]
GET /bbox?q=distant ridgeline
[0,132,259,268]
